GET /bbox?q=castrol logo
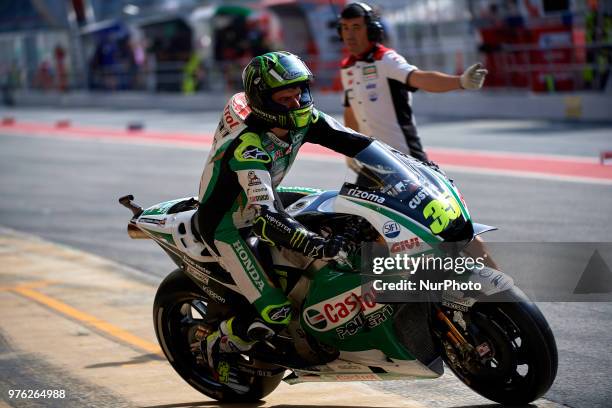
[303,286,385,332]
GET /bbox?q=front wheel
[439,287,558,405]
[153,270,284,402]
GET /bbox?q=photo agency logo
[359,242,612,303]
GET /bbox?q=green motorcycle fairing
[301,265,415,360]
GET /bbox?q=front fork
[433,304,493,375]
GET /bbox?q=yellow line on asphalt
[11,286,162,356]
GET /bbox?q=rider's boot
[204,316,275,382]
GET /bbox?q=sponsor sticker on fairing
[185,264,210,285]
[335,304,393,339]
[202,285,226,304]
[390,237,421,253]
[383,221,401,238]
[334,374,380,381]
[139,217,166,226]
[408,187,432,209]
[303,286,385,332]
[305,309,327,330]
[346,188,385,204]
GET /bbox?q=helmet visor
[263,82,313,113]
[267,53,313,86]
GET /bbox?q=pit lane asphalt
[1,106,611,407]
[0,228,428,408]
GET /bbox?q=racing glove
[302,234,350,261]
[252,205,351,262]
[460,63,488,90]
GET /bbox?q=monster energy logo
[232,240,265,291]
[290,229,307,249]
[264,213,292,234]
[252,106,277,122]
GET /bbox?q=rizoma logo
[347,189,385,204]
[390,237,421,253]
[383,221,401,238]
[303,287,383,332]
[232,240,264,291]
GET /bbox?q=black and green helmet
[242,51,314,129]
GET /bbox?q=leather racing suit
[195,92,371,336]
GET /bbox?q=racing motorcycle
[119,141,557,404]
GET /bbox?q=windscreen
[343,141,472,241]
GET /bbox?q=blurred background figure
[0,0,609,112]
[182,52,205,94]
[54,45,69,92]
[34,61,54,91]
[1,60,20,106]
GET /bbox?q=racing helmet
[242,51,314,129]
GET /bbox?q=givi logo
[390,237,421,253]
[303,286,385,332]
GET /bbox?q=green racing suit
[196,92,371,331]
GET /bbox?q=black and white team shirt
[341,44,427,161]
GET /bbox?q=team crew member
[339,3,498,270]
[339,2,488,161]
[195,51,372,377]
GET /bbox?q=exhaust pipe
[127,223,149,239]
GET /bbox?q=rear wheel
[153,270,284,402]
[439,287,557,405]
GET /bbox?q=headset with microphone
[337,2,384,43]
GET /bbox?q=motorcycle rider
[194,51,372,378]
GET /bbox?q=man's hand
[304,235,351,262]
[460,63,488,90]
